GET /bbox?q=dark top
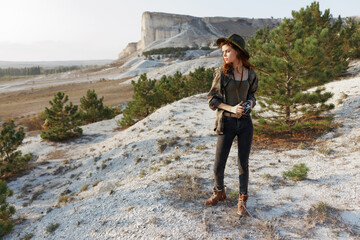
[225,79,250,106]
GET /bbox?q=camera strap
[236,67,244,104]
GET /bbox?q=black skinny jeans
[213,115,253,195]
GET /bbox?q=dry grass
[255,218,283,240]
[306,202,338,225]
[30,187,45,203]
[0,77,133,124]
[81,184,89,192]
[303,201,359,237]
[163,172,207,203]
[58,195,74,205]
[45,149,69,161]
[92,179,102,187]
[195,144,207,151]
[139,169,147,178]
[317,148,333,155]
[253,117,340,150]
[17,112,45,131]
[337,92,348,105]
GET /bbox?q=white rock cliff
[118,11,281,58]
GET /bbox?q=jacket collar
[222,67,234,88]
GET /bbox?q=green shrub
[0,120,32,178]
[248,2,346,126]
[79,89,115,124]
[142,47,199,58]
[0,180,16,237]
[46,223,60,233]
[282,163,309,181]
[22,232,34,240]
[118,74,160,126]
[341,17,360,59]
[41,92,83,141]
[119,67,214,127]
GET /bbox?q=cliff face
[139,12,195,49]
[118,12,281,58]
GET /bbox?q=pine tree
[119,67,215,127]
[0,180,15,237]
[155,71,186,104]
[341,17,360,59]
[41,92,83,141]
[79,89,115,124]
[0,120,32,177]
[185,67,214,96]
[119,74,160,126]
[247,2,347,132]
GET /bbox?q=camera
[241,101,252,115]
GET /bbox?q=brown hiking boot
[204,189,226,206]
[237,194,248,216]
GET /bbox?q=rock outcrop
[119,11,281,59]
[118,42,139,57]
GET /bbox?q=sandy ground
[3,72,359,239]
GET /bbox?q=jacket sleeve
[206,69,223,111]
[247,69,258,107]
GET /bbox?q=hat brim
[216,37,250,59]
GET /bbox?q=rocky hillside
[4,63,360,239]
[118,11,281,58]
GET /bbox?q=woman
[205,34,258,216]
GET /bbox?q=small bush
[282,163,309,181]
[0,120,32,178]
[22,232,34,240]
[0,180,16,237]
[318,148,333,155]
[306,201,338,225]
[46,223,60,233]
[79,89,115,124]
[41,92,83,141]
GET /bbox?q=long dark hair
[219,40,254,75]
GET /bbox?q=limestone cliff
[118,11,281,58]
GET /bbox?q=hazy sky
[0,0,359,61]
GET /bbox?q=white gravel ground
[4,69,360,239]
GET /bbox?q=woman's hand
[231,101,245,115]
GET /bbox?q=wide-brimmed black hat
[216,34,250,59]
